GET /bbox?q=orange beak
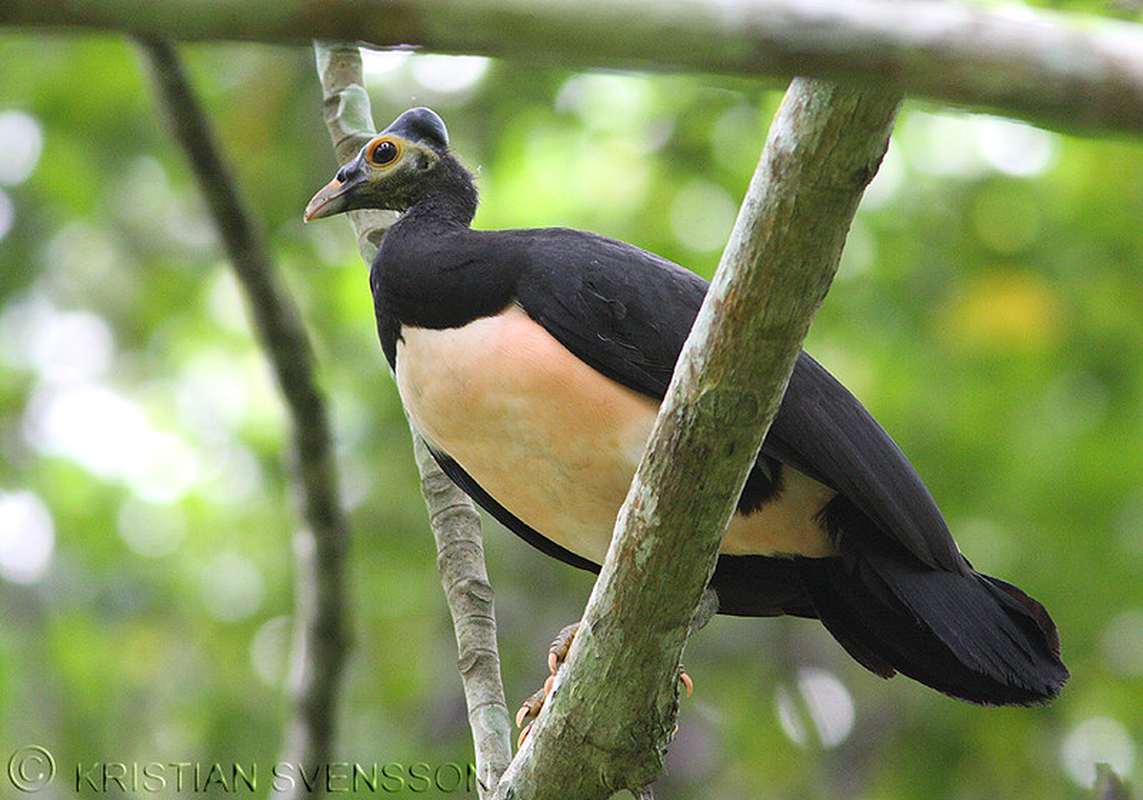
[304,176,350,222]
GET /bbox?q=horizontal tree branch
[310,41,513,798]
[495,79,902,799]
[3,0,1142,135]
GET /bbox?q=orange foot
[514,622,693,747]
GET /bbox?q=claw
[515,675,557,746]
[515,675,555,729]
[516,624,694,750]
[547,623,580,674]
[515,693,540,729]
[517,622,581,748]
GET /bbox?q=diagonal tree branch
[138,37,352,800]
[310,41,513,798]
[3,0,1143,136]
[494,80,902,799]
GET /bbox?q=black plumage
[306,107,1068,706]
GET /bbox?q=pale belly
[395,305,838,565]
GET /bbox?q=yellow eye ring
[368,137,401,167]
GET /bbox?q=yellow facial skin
[304,133,441,221]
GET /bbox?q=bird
[305,106,1068,715]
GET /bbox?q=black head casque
[304,107,454,221]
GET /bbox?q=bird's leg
[514,592,714,746]
[514,623,578,745]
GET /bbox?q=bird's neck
[371,161,517,367]
[400,155,479,228]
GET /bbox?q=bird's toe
[547,622,580,674]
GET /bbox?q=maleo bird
[305,107,1068,718]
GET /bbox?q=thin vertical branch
[310,41,513,797]
[412,433,513,798]
[138,38,352,800]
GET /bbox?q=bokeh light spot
[775,684,808,746]
[117,496,187,558]
[124,430,201,504]
[0,109,44,186]
[33,311,114,386]
[775,667,855,748]
[206,269,251,335]
[711,104,762,173]
[903,112,985,178]
[250,615,292,687]
[23,383,201,502]
[973,116,1057,177]
[176,350,250,442]
[360,49,411,79]
[0,491,55,584]
[0,188,13,242]
[1061,717,1136,789]
[861,139,905,210]
[935,272,1064,354]
[409,54,490,98]
[669,179,737,253]
[40,220,122,288]
[201,552,264,623]
[557,73,655,132]
[25,383,152,478]
[0,294,114,383]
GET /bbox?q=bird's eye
[369,139,400,166]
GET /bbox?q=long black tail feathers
[796,546,1068,706]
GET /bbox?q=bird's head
[304,107,454,221]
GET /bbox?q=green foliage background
[1,30,1142,800]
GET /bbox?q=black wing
[512,227,965,573]
[515,228,707,398]
[766,353,963,571]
